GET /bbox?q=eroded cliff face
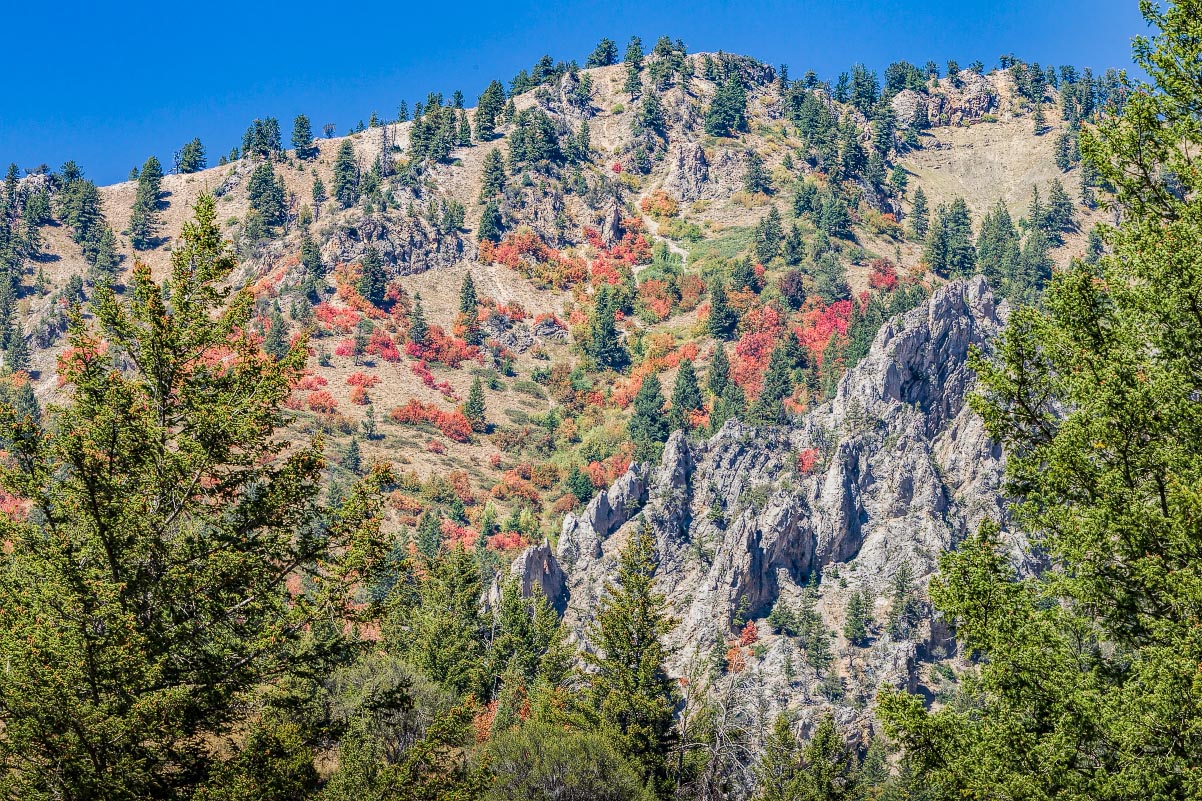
[513,276,1016,714]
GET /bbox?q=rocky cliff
[513,276,1013,719]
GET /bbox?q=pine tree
[129,155,164,250]
[843,590,871,645]
[587,37,618,68]
[311,177,327,219]
[263,301,289,361]
[478,199,504,242]
[342,437,362,474]
[479,148,506,201]
[585,286,629,371]
[924,197,975,277]
[705,74,748,136]
[0,194,392,800]
[457,273,482,344]
[408,293,429,345]
[332,140,359,207]
[177,138,206,173]
[4,320,29,373]
[708,344,730,398]
[706,278,738,340]
[292,114,316,159]
[669,360,703,431]
[754,206,784,263]
[751,345,793,425]
[629,374,669,458]
[356,244,387,307]
[462,376,487,433]
[909,186,930,241]
[623,36,644,98]
[246,162,286,227]
[583,524,678,793]
[475,80,507,141]
[300,225,323,277]
[744,151,771,194]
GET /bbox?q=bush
[483,723,653,801]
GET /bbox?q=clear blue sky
[1,0,1147,185]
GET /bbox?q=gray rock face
[515,277,1013,719]
[664,142,709,203]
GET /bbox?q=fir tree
[129,155,164,250]
[4,320,29,374]
[177,138,206,173]
[705,74,748,136]
[751,345,793,425]
[408,293,428,346]
[623,36,644,98]
[587,37,618,68]
[462,376,487,433]
[924,197,975,277]
[629,374,669,458]
[342,437,362,474]
[479,148,506,201]
[478,199,504,242]
[706,278,738,340]
[669,360,703,431]
[708,344,730,397]
[843,590,871,646]
[744,151,771,194]
[246,162,286,227]
[475,80,507,141]
[583,524,678,793]
[263,301,289,361]
[291,114,316,160]
[909,185,930,241]
[356,244,387,307]
[332,140,359,207]
[585,285,629,371]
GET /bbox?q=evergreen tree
[669,360,703,431]
[332,140,359,207]
[976,200,1023,297]
[4,320,29,373]
[708,344,730,397]
[129,155,164,250]
[623,36,644,98]
[177,137,206,173]
[751,345,793,425]
[585,285,629,371]
[924,197,975,277]
[479,148,506,201]
[474,80,507,141]
[706,278,738,340]
[356,244,387,307]
[457,272,482,344]
[843,590,871,646]
[1047,177,1077,236]
[754,206,784,263]
[628,374,669,458]
[583,524,678,793]
[462,376,487,433]
[0,195,390,800]
[743,151,771,194]
[478,199,504,242]
[300,225,323,277]
[705,74,748,136]
[342,437,362,474]
[246,162,286,227]
[263,301,289,361]
[291,114,316,160]
[909,185,930,241]
[408,293,429,345]
[587,37,618,67]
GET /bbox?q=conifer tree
[623,36,644,98]
[457,273,482,344]
[0,194,391,800]
[908,185,930,241]
[478,199,504,242]
[291,114,316,160]
[923,197,975,277]
[129,155,164,250]
[356,244,387,307]
[263,301,289,361]
[708,344,730,397]
[475,81,507,141]
[332,140,359,207]
[705,74,748,136]
[4,320,29,373]
[585,285,629,371]
[300,225,323,277]
[246,162,286,227]
[743,151,771,194]
[479,148,506,201]
[669,360,703,431]
[462,376,487,433]
[843,590,871,645]
[583,524,678,793]
[311,176,327,218]
[408,292,429,345]
[177,137,206,173]
[629,374,669,458]
[706,278,738,340]
[751,345,793,425]
[342,437,362,474]
[587,37,618,67]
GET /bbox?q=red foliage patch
[739,621,759,646]
[409,360,459,400]
[869,258,899,291]
[306,390,338,414]
[797,447,821,474]
[389,399,473,442]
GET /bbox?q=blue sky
[2,0,1147,185]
